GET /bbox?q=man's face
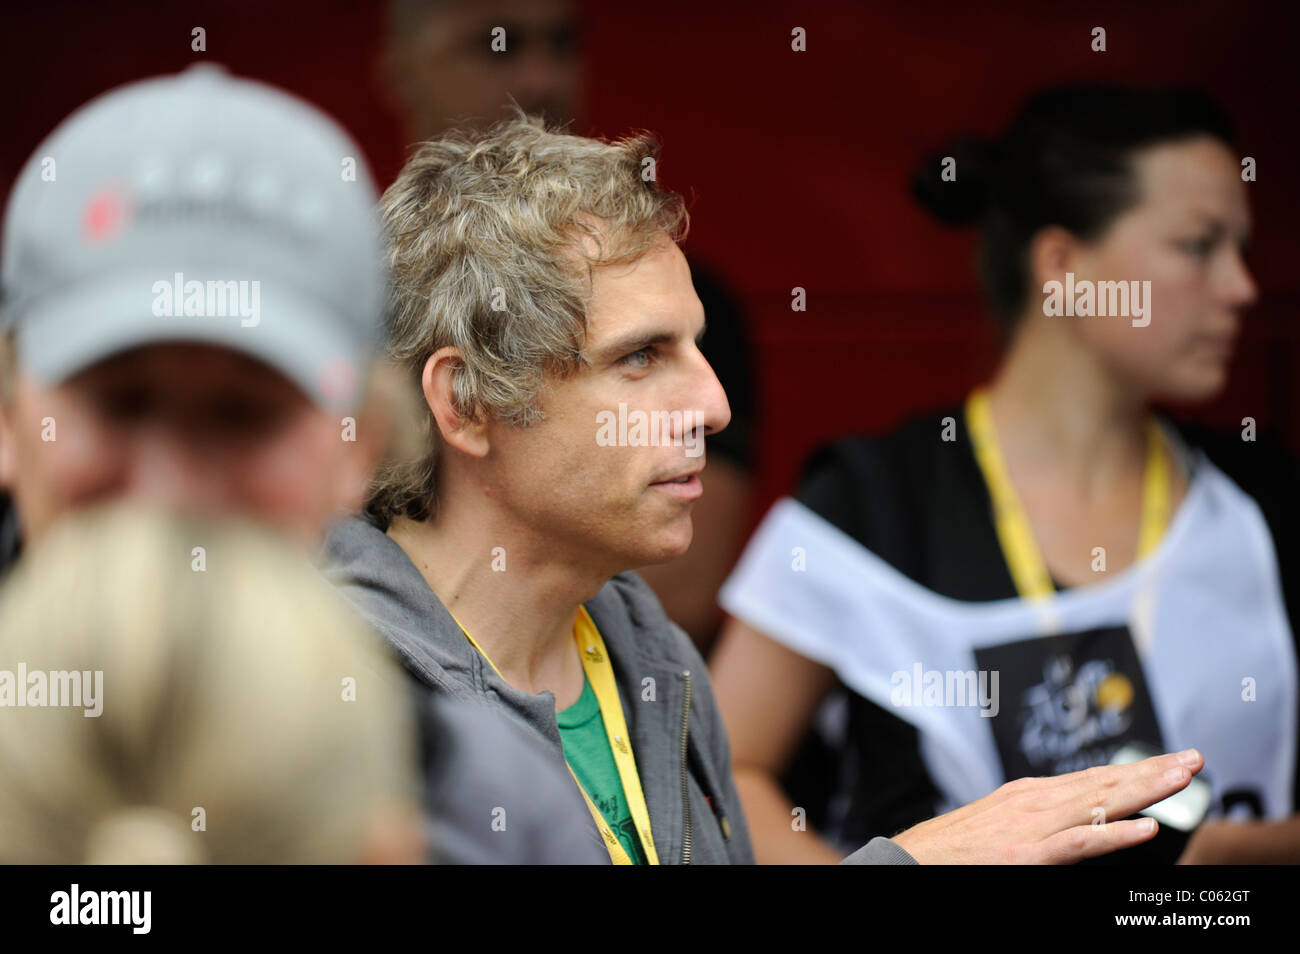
[387,0,581,142]
[0,343,369,546]
[479,238,730,576]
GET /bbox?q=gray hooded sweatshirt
[322,515,916,866]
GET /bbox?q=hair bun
[910,135,1000,227]
[84,806,207,865]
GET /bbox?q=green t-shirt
[556,674,647,864]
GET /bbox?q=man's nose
[512,39,575,110]
[1223,246,1259,311]
[688,352,731,438]
[125,427,227,512]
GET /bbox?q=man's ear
[423,347,490,458]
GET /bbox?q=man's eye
[99,387,154,421]
[550,24,580,58]
[619,347,654,369]
[1179,236,1215,258]
[207,399,284,436]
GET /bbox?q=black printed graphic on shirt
[593,791,644,863]
[974,625,1166,781]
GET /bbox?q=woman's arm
[1178,815,1300,864]
[710,616,843,863]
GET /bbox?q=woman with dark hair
[711,86,1300,864]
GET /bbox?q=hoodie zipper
[679,669,693,865]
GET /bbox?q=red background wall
[4,0,1297,516]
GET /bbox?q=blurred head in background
[913,85,1257,404]
[381,0,582,143]
[0,503,422,864]
[0,65,394,550]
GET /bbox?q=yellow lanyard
[965,388,1172,602]
[453,607,659,866]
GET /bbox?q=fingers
[1042,749,1203,829]
[1038,816,1160,864]
[905,750,1205,865]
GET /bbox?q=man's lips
[650,467,704,499]
[1195,331,1238,358]
[651,464,703,484]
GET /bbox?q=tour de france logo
[974,626,1163,781]
[1019,656,1135,771]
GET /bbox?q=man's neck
[385,498,608,706]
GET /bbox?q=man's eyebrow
[1187,212,1228,231]
[589,316,708,363]
[592,329,676,362]
[1187,210,1251,237]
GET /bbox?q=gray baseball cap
[1,63,385,411]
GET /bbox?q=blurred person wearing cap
[0,504,424,865]
[378,0,759,655]
[323,111,1207,865]
[0,64,605,864]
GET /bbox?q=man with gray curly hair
[324,112,1208,865]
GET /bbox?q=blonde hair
[368,110,689,523]
[0,504,421,864]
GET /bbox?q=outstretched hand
[891,748,1204,864]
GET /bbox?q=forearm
[733,766,845,864]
